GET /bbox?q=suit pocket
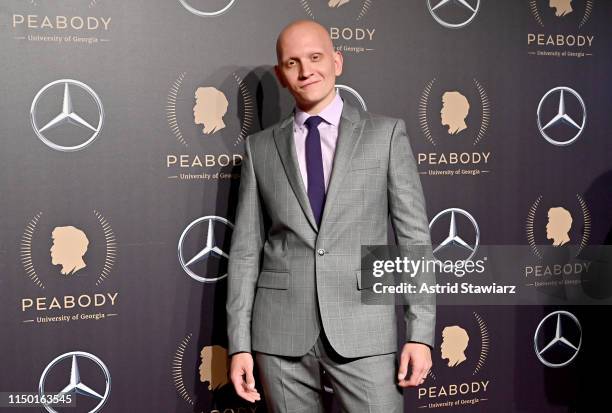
[356,270,376,290]
[257,270,289,290]
[350,159,381,171]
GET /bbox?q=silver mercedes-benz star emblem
[38,351,111,413]
[427,0,480,29]
[429,208,480,261]
[534,311,582,368]
[335,84,367,111]
[178,216,234,283]
[30,79,104,152]
[178,0,237,17]
[537,86,586,146]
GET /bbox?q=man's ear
[333,51,344,77]
[274,65,287,88]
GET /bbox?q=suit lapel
[272,102,364,234]
[273,114,319,232]
[319,102,363,231]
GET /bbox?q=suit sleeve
[226,136,265,356]
[387,118,436,348]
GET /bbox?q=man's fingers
[398,343,433,387]
[231,365,260,403]
[231,370,250,401]
[245,368,257,390]
[399,364,429,388]
[407,366,422,386]
[243,364,261,400]
[397,352,410,381]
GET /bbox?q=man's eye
[312,54,320,60]
[287,61,296,67]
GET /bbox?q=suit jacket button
[317,248,325,256]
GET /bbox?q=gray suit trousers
[255,330,403,413]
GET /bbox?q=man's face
[50,237,66,264]
[275,23,343,111]
[546,214,553,239]
[440,336,449,358]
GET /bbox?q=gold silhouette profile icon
[440,91,470,135]
[440,325,469,367]
[193,87,228,135]
[198,345,230,391]
[50,226,89,276]
[549,0,573,17]
[329,0,351,7]
[546,207,573,246]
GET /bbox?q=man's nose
[299,62,314,78]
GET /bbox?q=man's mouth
[301,80,320,89]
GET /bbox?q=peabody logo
[526,194,591,258]
[178,0,237,17]
[165,71,253,181]
[417,77,491,177]
[524,194,591,282]
[529,0,594,27]
[536,86,586,146]
[300,0,375,55]
[427,0,480,29]
[21,210,117,288]
[173,334,229,401]
[534,311,581,367]
[31,79,104,152]
[429,208,480,262]
[39,351,111,413]
[417,312,490,409]
[178,216,234,283]
[173,333,257,412]
[19,210,119,324]
[300,0,372,21]
[10,0,112,46]
[527,0,595,59]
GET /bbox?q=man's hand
[397,342,432,387]
[230,352,261,403]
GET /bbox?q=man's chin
[295,94,328,110]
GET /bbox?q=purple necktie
[304,116,326,227]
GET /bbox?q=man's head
[440,91,470,135]
[198,345,230,391]
[440,325,469,367]
[549,0,573,17]
[50,226,89,275]
[275,20,343,113]
[193,86,228,134]
[546,206,573,246]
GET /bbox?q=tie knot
[304,116,324,130]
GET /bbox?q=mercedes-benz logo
[537,86,586,146]
[427,0,480,29]
[534,311,582,368]
[178,216,234,282]
[30,79,104,152]
[336,84,367,111]
[38,351,111,413]
[429,208,480,261]
[178,0,237,17]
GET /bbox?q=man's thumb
[397,367,407,381]
[398,353,410,380]
[246,368,256,390]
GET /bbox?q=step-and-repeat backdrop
[1,1,610,412]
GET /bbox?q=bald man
[226,20,435,412]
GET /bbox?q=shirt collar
[294,91,344,128]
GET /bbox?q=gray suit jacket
[226,102,435,358]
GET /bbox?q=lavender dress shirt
[293,92,344,192]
